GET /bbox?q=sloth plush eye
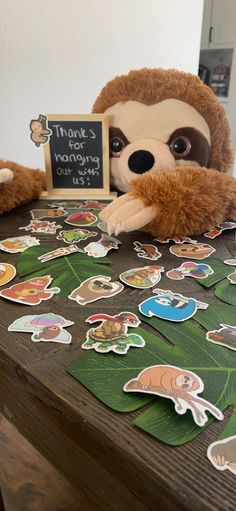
[110,137,125,157]
[169,136,191,157]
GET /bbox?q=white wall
[0,0,203,169]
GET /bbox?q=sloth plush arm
[100,166,236,239]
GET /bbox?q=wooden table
[0,200,235,511]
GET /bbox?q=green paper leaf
[215,278,236,305]
[194,258,232,287]
[17,245,113,297]
[67,303,236,445]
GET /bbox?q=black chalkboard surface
[43,114,111,198]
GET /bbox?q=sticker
[204,221,236,239]
[154,236,197,244]
[0,276,60,305]
[139,288,208,322]
[166,261,214,280]
[38,245,84,263]
[84,235,121,258]
[119,265,164,289]
[207,436,236,475]
[80,201,109,210]
[65,212,98,226]
[0,263,16,286]
[19,220,62,234]
[169,242,215,259]
[224,258,236,266]
[206,324,236,351]
[82,311,145,354]
[133,241,161,260]
[49,201,82,209]
[68,275,124,305]
[30,208,67,219]
[57,228,97,244]
[30,114,52,147]
[0,236,40,253]
[9,313,74,344]
[97,222,108,233]
[227,271,236,284]
[124,365,223,427]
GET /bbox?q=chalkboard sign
[43,114,112,198]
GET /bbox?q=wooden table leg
[0,488,5,511]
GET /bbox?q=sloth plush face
[93,68,233,194]
[106,98,211,192]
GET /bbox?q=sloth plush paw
[99,193,156,236]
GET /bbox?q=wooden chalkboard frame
[42,114,115,199]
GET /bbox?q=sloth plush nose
[128,150,155,173]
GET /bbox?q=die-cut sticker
[124,365,223,427]
[206,324,236,351]
[0,276,60,305]
[38,245,84,263]
[154,236,197,244]
[0,236,40,253]
[80,201,109,210]
[19,220,62,234]
[224,258,236,266]
[9,313,74,344]
[82,311,145,354]
[119,265,164,289]
[139,288,208,321]
[30,208,67,219]
[207,436,236,475]
[0,263,16,286]
[227,271,236,284]
[49,201,82,209]
[68,275,124,305]
[204,221,236,239]
[57,228,97,244]
[84,235,121,258]
[166,261,214,280]
[170,242,215,259]
[133,241,161,260]
[65,212,98,226]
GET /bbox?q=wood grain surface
[0,200,236,511]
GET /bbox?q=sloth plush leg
[101,166,236,239]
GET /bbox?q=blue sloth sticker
[139,289,208,322]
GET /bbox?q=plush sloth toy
[0,160,46,214]
[94,68,236,239]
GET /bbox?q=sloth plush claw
[94,68,236,238]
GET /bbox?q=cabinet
[201,0,236,49]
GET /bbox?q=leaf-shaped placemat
[194,258,232,288]
[215,278,236,305]
[17,245,113,297]
[67,303,236,445]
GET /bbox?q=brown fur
[92,67,234,172]
[93,68,236,237]
[0,160,46,214]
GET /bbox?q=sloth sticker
[30,208,67,220]
[207,435,236,475]
[139,289,208,321]
[82,312,145,354]
[0,236,40,253]
[206,324,236,351]
[166,261,214,280]
[0,263,16,286]
[124,365,223,427]
[154,236,197,244]
[57,228,97,244]
[65,212,98,226]
[68,276,124,305]
[169,243,215,259]
[8,313,74,344]
[120,265,164,289]
[38,245,84,263]
[0,276,60,305]
[133,241,161,260]
[84,235,121,258]
[227,271,236,284]
[204,221,236,239]
[19,220,62,234]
